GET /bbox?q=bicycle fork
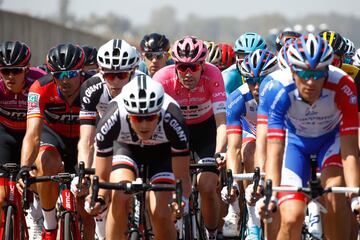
[59,188,81,240]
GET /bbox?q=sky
[1,0,360,26]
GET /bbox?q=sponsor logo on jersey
[100,109,120,136]
[163,112,187,142]
[28,93,40,112]
[350,95,357,104]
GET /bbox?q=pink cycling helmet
[171,36,208,63]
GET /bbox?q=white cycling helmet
[122,74,164,115]
[353,48,360,68]
[97,39,140,71]
[204,41,221,65]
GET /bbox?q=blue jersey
[222,64,244,96]
[267,65,358,140]
[257,69,291,125]
[226,83,257,136]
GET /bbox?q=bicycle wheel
[64,212,74,240]
[4,205,15,240]
[129,231,140,240]
[177,215,193,240]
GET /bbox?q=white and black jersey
[79,70,143,125]
[95,93,190,158]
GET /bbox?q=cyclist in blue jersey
[139,33,173,77]
[222,32,267,96]
[222,49,278,239]
[258,34,360,239]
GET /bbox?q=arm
[215,112,227,153]
[172,155,191,198]
[21,117,43,167]
[341,134,360,193]
[226,133,242,175]
[78,124,96,168]
[254,123,268,172]
[265,138,284,188]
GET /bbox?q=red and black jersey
[27,74,81,138]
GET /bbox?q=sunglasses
[129,114,158,123]
[295,70,328,80]
[102,71,131,81]
[144,52,165,60]
[244,76,266,85]
[51,70,81,80]
[0,67,26,75]
[176,63,202,75]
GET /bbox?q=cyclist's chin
[137,132,152,140]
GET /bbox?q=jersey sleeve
[95,101,121,157]
[79,77,102,125]
[226,89,245,135]
[257,77,275,125]
[163,102,190,156]
[27,80,45,119]
[335,75,359,135]
[267,82,290,140]
[208,65,226,114]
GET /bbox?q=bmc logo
[62,190,73,210]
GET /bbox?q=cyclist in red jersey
[0,41,46,236]
[17,44,86,240]
[153,36,227,239]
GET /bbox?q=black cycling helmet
[275,31,302,52]
[140,33,170,52]
[81,45,98,66]
[319,30,346,56]
[46,43,85,72]
[0,41,31,67]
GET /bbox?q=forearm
[21,133,40,167]
[226,145,242,174]
[95,155,113,198]
[172,156,191,198]
[215,123,227,153]
[341,134,360,189]
[254,124,268,172]
[265,139,284,187]
[78,137,95,168]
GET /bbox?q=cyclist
[259,34,360,239]
[86,74,191,240]
[153,36,227,239]
[0,41,46,238]
[223,49,278,239]
[81,45,98,75]
[76,39,141,239]
[217,43,235,71]
[204,41,222,68]
[139,33,173,77]
[222,32,267,95]
[274,30,302,52]
[353,48,360,69]
[343,37,356,64]
[17,43,86,240]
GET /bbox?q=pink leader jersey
[153,63,226,125]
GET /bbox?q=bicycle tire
[129,231,140,240]
[4,205,15,240]
[177,215,193,240]
[64,212,74,240]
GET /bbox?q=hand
[245,183,263,206]
[351,196,360,216]
[221,184,239,204]
[255,196,278,223]
[170,196,188,219]
[84,194,108,216]
[214,152,226,170]
[70,176,90,197]
[16,166,32,195]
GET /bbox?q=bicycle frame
[0,163,29,240]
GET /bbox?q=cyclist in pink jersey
[153,36,227,239]
[0,41,46,239]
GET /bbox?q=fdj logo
[309,213,320,227]
[28,93,39,102]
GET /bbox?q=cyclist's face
[54,75,82,98]
[175,63,203,90]
[293,71,326,105]
[0,67,27,93]
[143,52,168,77]
[247,81,260,103]
[102,69,133,98]
[128,114,159,140]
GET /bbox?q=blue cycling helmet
[234,32,267,54]
[240,49,277,78]
[287,33,333,70]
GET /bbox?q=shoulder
[153,65,176,81]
